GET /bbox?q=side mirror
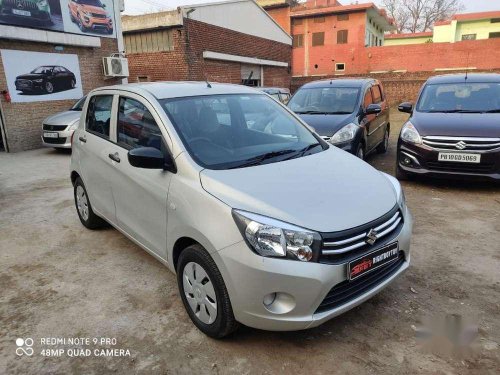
[102,3,106,8]
[128,147,176,172]
[365,103,382,115]
[398,102,413,113]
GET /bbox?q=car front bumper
[213,207,413,331]
[41,128,75,149]
[397,141,500,181]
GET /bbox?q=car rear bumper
[397,141,500,181]
[212,207,413,331]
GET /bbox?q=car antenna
[206,80,212,88]
[465,52,470,81]
[330,80,333,85]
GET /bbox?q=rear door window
[86,95,113,139]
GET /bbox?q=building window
[337,29,348,44]
[292,34,304,48]
[489,32,500,38]
[312,32,325,46]
[335,63,345,71]
[461,34,477,41]
[338,14,349,21]
[137,76,150,82]
[491,18,500,23]
[292,18,303,26]
[314,16,325,23]
[124,30,174,54]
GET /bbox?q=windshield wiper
[229,149,298,169]
[295,110,329,115]
[297,143,322,157]
[427,109,482,113]
[484,109,500,113]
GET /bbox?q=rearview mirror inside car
[128,147,175,172]
[398,102,413,113]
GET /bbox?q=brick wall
[127,18,291,86]
[291,69,500,106]
[0,38,120,152]
[264,6,291,34]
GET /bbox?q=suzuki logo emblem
[455,141,467,150]
[16,1,24,8]
[365,229,378,245]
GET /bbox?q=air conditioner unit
[103,56,129,78]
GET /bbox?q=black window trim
[85,94,113,141]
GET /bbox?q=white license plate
[44,132,59,139]
[438,152,481,163]
[12,9,31,16]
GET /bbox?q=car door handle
[79,136,86,143]
[108,152,120,163]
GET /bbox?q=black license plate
[348,242,399,280]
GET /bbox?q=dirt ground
[1,110,499,374]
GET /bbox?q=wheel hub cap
[183,262,217,324]
[76,185,89,221]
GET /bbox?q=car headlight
[400,121,422,144]
[232,210,321,262]
[67,119,80,131]
[329,123,359,145]
[382,172,406,212]
[36,0,48,9]
[34,79,43,83]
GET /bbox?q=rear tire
[74,177,108,229]
[177,244,239,338]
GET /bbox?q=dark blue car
[288,78,390,160]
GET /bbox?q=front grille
[4,0,37,10]
[16,79,32,87]
[320,205,403,264]
[426,161,494,174]
[43,124,67,131]
[315,252,405,313]
[422,136,500,151]
[92,13,107,18]
[43,136,66,144]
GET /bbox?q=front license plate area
[348,242,399,280]
[12,9,31,16]
[438,152,481,163]
[43,132,59,138]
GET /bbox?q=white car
[42,96,86,149]
[70,82,412,338]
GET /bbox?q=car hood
[412,112,500,137]
[44,110,81,125]
[200,147,397,233]
[16,74,44,80]
[296,114,353,137]
[84,5,107,14]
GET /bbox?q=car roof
[92,81,266,99]
[426,73,500,84]
[300,78,376,89]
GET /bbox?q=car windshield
[31,66,53,74]
[160,94,324,170]
[288,87,360,114]
[417,82,500,113]
[70,96,87,111]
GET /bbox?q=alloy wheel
[76,185,89,221]
[45,82,54,93]
[183,261,217,324]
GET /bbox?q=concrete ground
[1,111,499,374]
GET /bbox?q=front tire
[355,142,365,160]
[395,165,409,181]
[177,245,239,338]
[44,81,54,94]
[74,177,107,229]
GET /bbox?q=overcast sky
[123,0,500,15]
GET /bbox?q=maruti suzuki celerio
[70,82,413,338]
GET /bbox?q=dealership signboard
[1,49,84,103]
[0,0,116,38]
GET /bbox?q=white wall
[182,0,291,45]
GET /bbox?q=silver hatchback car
[70,82,412,338]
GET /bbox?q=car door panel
[78,94,117,221]
[108,95,173,259]
[362,88,377,151]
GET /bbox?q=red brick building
[122,0,292,88]
[259,0,394,77]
